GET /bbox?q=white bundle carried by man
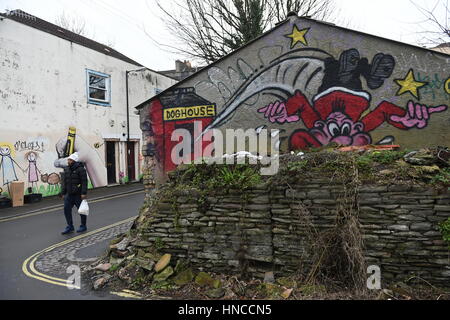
[78,200,89,216]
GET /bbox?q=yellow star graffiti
[285,25,310,48]
[394,69,428,100]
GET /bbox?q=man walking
[60,152,88,234]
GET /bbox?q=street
[0,186,144,300]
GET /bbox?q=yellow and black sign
[163,105,216,122]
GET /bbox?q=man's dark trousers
[64,194,87,227]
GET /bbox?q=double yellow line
[22,216,137,290]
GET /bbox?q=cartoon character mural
[144,22,450,174]
[256,49,447,150]
[197,44,448,151]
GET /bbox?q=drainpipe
[125,67,147,182]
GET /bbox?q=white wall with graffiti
[0,13,176,198]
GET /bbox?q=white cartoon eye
[341,123,351,136]
[328,122,340,137]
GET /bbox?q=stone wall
[139,180,450,288]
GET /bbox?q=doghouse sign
[158,87,217,171]
[163,104,216,121]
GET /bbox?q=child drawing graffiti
[257,49,448,150]
[24,151,42,191]
[0,143,25,193]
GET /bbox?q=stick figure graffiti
[0,143,25,194]
[24,151,41,191]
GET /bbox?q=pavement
[0,182,145,300]
[0,182,144,221]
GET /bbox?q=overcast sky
[0,0,447,70]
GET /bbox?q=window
[86,69,111,106]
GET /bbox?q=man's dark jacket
[61,162,88,196]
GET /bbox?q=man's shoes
[338,48,360,80]
[61,225,74,235]
[366,53,395,89]
[76,225,87,233]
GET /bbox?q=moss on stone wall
[133,149,450,289]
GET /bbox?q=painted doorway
[106,141,117,184]
[127,142,136,182]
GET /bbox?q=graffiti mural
[0,143,24,191]
[23,151,41,191]
[254,50,447,150]
[149,87,217,172]
[285,25,310,48]
[0,129,107,199]
[140,18,450,174]
[54,127,107,188]
[14,139,46,153]
[395,69,428,100]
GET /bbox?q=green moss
[298,284,327,295]
[154,237,165,251]
[438,218,450,248]
[172,163,262,193]
[364,150,410,164]
[431,168,450,186]
[109,264,120,273]
[256,283,284,299]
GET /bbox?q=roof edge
[135,18,292,109]
[0,10,147,67]
[135,14,450,110]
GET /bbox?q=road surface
[0,188,144,300]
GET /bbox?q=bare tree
[54,11,116,48]
[411,0,449,47]
[269,0,335,24]
[153,0,340,64]
[55,11,88,36]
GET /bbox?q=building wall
[0,17,176,197]
[140,16,450,178]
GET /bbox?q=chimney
[175,60,184,72]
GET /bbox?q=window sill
[88,100,111,107]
